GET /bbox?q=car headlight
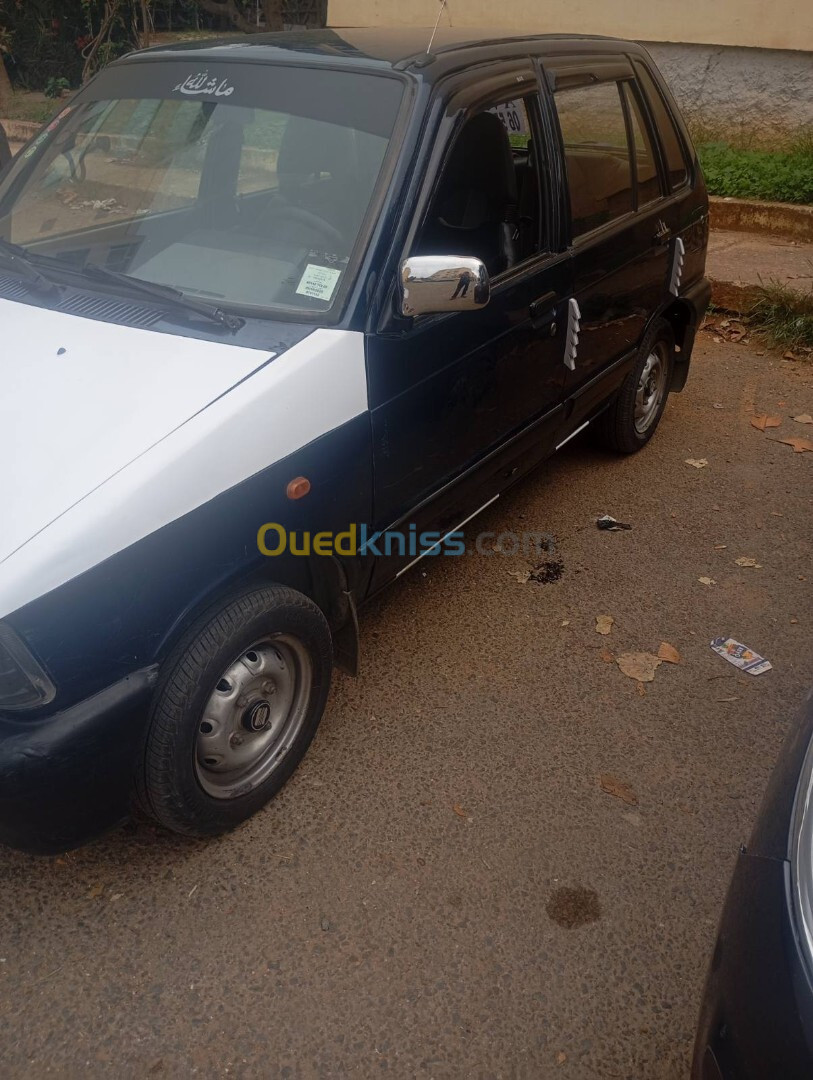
[0,623,56,710]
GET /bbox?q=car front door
[365,64,572,584]
[543,55,674,431]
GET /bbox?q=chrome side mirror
[399,255,490,318]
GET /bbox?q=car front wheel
[137,585,332,837]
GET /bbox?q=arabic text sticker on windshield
[295,264,342,303]
[173,71,235,98]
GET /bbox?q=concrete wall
[327,4,813,144]
[328,0,813,53]
[645,43,813,145]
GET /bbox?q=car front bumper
[0,665,157,854]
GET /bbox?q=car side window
[621,82,661,207]
[412,92,545,278]
[553,81,633,239]
[633,62,689,190]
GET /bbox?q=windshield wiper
[80,264,244,333]
[0,238,62,297]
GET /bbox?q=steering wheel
[256,200,345,252]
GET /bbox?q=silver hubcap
[634,349,667,434]
[195,635,311,800]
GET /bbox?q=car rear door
[631,57,709,295]
[542,54,674,431]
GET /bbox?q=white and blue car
[0,29,709,851]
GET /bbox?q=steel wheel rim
[194,634,312,800]
[634,347,667,434]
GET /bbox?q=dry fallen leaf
[685,458,708,469]
[599,647,614,664]
[793,414,813,425]
[87,883,105,900]
[507,570,530,583]
[556,1052,567,1066]
[616,652,662,683]
[452,804,467,819]
[599,773,638,805]
[735,556,762,568]
[774,436,813,454]
[784,350,799,361]
[560,619,570,627]
[698,576,717,586]
[657,642,681,664]
[595,614,614,636]
[636,683,646,697]
[750,415,782,431]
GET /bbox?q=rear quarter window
[633,62,690,190]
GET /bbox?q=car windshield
[0,61,404,315]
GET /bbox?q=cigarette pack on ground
[711,637,773,676]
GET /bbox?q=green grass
[697,137,813,205]
[748,282,813,351]
[1,91,61,126]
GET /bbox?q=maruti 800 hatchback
[0,29,709,852]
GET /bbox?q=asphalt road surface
[1,336,812,1078]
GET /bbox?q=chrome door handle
[653,220,671,246]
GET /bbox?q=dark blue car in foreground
[694,689,813,1079]
[0,29,709,852]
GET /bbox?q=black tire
[594,319,675,454]
[136,585,332,838]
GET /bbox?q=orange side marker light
[286,476,311,500]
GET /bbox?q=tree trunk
[140,0,152,46]
[263,0,284,30]
[195,0,262,33]
[0,51,13,112]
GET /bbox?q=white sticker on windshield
[295,264,342,302]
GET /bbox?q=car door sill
[395,494,500,578]
[555,420,590,451]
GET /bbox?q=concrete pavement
[0,336,811,1078]
[707,229,813,297]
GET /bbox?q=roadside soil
[0,336,811,1078]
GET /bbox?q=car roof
[121,27,647,82]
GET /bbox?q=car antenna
[426,0,450,55]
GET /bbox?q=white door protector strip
[564,298,581,371]
[0,297,274,563]
[0,321,367,620]
[669,237,686,297]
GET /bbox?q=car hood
[0,298,275,565]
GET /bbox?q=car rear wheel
[136,585,332,837]
[594,320,675,454]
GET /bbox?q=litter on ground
[710,637,772,676]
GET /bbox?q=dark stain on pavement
[546,886,602,928]
[529,559,565,584]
